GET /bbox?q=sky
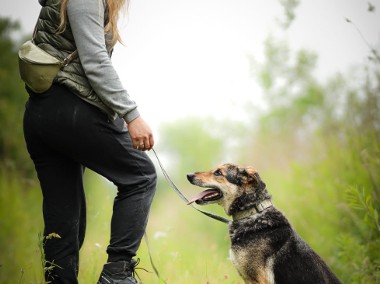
[2,0,380,131]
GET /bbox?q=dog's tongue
[187,189,217,205]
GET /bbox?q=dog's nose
[187,173,195,182]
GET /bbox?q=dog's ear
[237,167,256,183]
[240,167,265,190]
[245,167,257,177]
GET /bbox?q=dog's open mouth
[188,188,223,205]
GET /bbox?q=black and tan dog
[187,163,342,284]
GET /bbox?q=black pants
[23,84,157,283]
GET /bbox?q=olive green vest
[34,0,115,117]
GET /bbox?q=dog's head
[187,163,271,216]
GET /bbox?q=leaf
[45,232,61,240]
[368,2,375,12]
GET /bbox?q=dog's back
[229,207,342,284]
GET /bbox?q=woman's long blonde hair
[59,0,127,47]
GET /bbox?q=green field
[1,147,379,284]
[0,168,245,284]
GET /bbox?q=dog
[187,163,342,284]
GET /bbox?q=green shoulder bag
[18,23,77,93]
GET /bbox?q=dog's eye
[214,169,223,176]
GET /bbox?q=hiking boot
[97,259,140,284]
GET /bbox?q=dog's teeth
[206,193,219,199]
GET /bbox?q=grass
[0,167,43,284]
[0,167,243,283]
[0,156,359,283]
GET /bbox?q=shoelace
[129,259,142,282]
[131,258,164,284]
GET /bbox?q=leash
[151,148,230,224]
[144,148,230,283]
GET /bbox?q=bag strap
[63,50,78,66]
[32,18,78,66]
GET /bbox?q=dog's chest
[230,247,275,284]
[228,219,276,284]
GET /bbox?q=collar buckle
[233,200,273,221]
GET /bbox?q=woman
[23,0,157,283]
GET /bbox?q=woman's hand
[127,116,154,151]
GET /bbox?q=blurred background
[0,0,379,283]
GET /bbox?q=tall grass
[0,167,43,283]
[0,166,243,283]
[1,145,379,283]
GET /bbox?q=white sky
[2,0,380,131]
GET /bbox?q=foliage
[277,0,300,29]
[0,166,43,283]
[157,116,248,176]
[38,233,63,282]
[0,17,32,175]
[247,33,380,283]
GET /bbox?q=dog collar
[232,200,273,221]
